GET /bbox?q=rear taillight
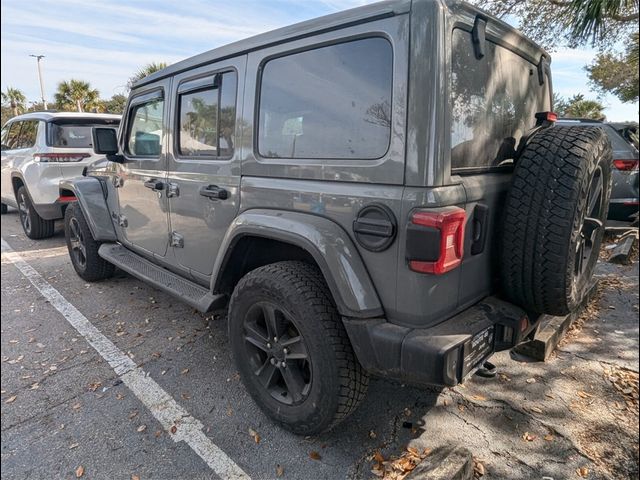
[34,153,90,163]
[613,159,639,171]
[407,206,466,275]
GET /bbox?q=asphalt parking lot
[1,209,639,480]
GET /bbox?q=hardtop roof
[134,0,548,89]
[4,111,121,124]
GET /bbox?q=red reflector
[35,153,90,163]
[58,195,77,203]
[409,206,466,275]
[535,111,558,124]
[613,159,639,171]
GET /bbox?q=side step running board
[98,243,225,313]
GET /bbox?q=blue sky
[1,0,638,121]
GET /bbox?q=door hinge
[111,212,127,227]
[166,182,180,198]
[170,231,184,248]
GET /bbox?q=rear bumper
[608,198,639,222]
[343,297,536,387]
[33,197,76,220]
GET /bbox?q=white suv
[1,112,120,239]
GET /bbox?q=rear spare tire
[501,126,612,316]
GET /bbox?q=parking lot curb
[405,445,473,480]
[513,280,599,361]
[608,233,638,264]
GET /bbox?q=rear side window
[48,123,104,148]
[177,71,237,158]
[605,126,638,154]
[16,121,38,149]
[126,97,164,157]
[2,123,19,150]
[258,37,393,160]
[450,29,551,171]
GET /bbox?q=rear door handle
[199,185,228,200]
[144,179,164,191]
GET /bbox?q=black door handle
[199,185,228,200]
[144,179,164,191]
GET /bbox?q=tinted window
[48,123,114,148]
[258,37,393,159]
[451,29,551,171]
[16,121,38,149]
[126,98,164,157]
[178,71,237,157]
[4,123,22,149]
[1,126,9,150]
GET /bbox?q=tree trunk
[76,100,83,112]
[11,101,18,117]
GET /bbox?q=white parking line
[1,238,250,480]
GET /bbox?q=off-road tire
[228,261,369,435]
[64,202,115,281]
[1,203,7,214]
[501,126,612,316]
[16,186,55,239]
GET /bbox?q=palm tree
[1,87,27,117]
[54,80,100,112]
[561,0,640,44]
[127,62,168,90]
[563,94,607,120]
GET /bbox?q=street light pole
[29,54,46,109]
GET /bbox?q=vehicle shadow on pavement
[406,262,639,480]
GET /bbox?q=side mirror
[93,127,124,163]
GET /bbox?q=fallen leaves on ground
[473,458,486,477]
[248,428,261,444]
[75,466,85,478]
[371,446,431,479]
[131,475,140,480]
[309,451,322,461]
[526,378,536,384]
[522,432,537,442]
[88,382,102,392]
[137,425,147,433]
[606,366,639,408]
[544,434,554,442]
[5,395,17,404]
[577,466,589,477]
[170,425,177,434]
[181,368,189,375]
[275,464,284,477]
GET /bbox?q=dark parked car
[60,0,612,434]
[558,119,639,222]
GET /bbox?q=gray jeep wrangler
[61,0,612,434]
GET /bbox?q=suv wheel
[228,261,369,435]
[501,126,612,316]
[16,186,55,239]
[64,203,115,281]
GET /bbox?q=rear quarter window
[258,37,393,160]
[450,29,551,172]
[16,121,39,149]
